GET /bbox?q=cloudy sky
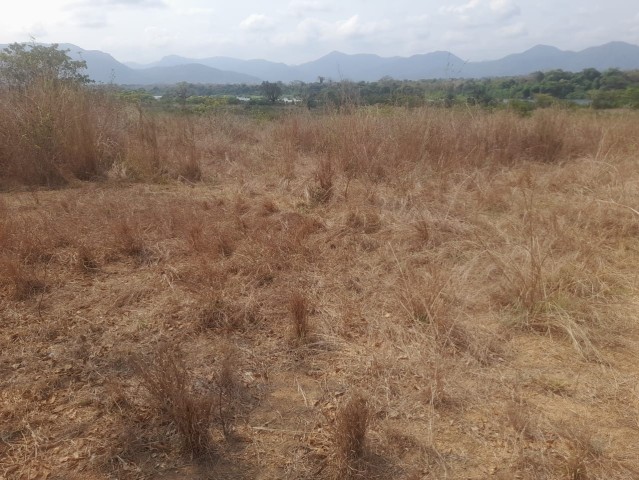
[1,0,638,64]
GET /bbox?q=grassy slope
[1,107,639,479]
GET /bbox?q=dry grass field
[1,98,639,479]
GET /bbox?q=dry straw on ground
[1,98,639,479]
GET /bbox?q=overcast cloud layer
[1,0,638,64]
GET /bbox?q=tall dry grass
[269,107,636,178]
[2,84,637,189]
[0,81,201,187]
[136,344,215,457]
[0,81,107,185]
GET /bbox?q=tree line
[130,67,639,111]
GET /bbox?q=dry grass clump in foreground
[1,107,639,479]
[0,81,203,187]
[289,290,310,343]
[333,393,370,478]
[135,344,216,458]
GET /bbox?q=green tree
[599,68,629,91]
[0,42,90,88]
[534,93,556,108]
[578,68,601,82]
[175,81,190,108]
[623,87,639,109]
[532,71,545,82]
[260,81,282,103]
[589,90,621,109]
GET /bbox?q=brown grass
[0,256,47,300]
[136,344,215,457]
[308,157,334,204]
[334,392,370,476]
[1,103,639,479]
[289,290,310,342]
[0,81,205,187]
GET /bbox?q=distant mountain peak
[161,54,188,60]
[600,40,634,47]
[526,44,562,52]
[3,40,639,84]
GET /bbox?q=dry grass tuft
[0,256,47,300]
[215,345,240,438]
[398,266,453,334]
[505,400,538,440]
[112,218,143,255]
[565,452,589,480]
[136,344,215,457]
[334,392,370,475]
[197,296,260,333]
[289,290,310,342]
[179,156,202,182]
[214,230,236,258]
[346,209,382,234]
[75,244,100,272]
[308,157,334,204]
[423,365,449,407]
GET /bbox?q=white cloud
[406,14,429,25]
[144,26,175,48]
[63,0,166,30]
[272,15,389,47]
[0,0,634,66]
[498,21,527,37]
[20,22,49,39]
[66,9,109,29]
[272,18,323,46]
[443,30,472,44]
[440,0,482,15]
[76,17,108,29]
[438,0,522,39]
[288,0,331,15]
[490,0,521,20]
[240,14,276,31]
[175,7,215,16]
[112,0,164,4]
[335,15,388,39]
[441,0,520,23]
[70,0,166,7]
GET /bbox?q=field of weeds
[1,100,639,479]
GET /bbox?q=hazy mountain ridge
[465,42,639,77]
[2,41,639,85]
[0,43,261,85]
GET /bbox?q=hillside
[0,43,261,85]
[126,41,639,82]
[4,41,638,84]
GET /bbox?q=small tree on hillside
[0,42,90,88]
[260,81,282,103]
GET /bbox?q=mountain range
[1,41,639,85]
